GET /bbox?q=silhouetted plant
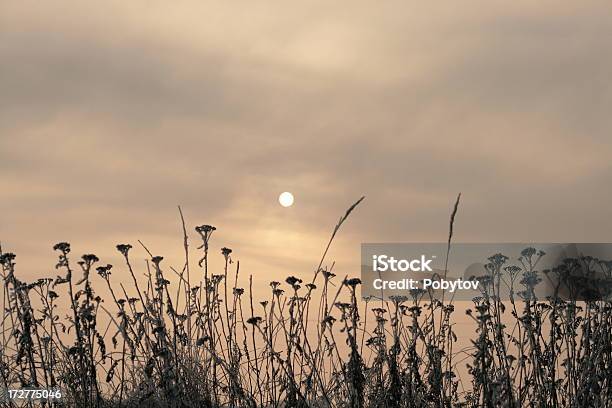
[1,197,612,407]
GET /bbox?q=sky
[1,1,612,297]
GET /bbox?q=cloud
[1,1,611,288]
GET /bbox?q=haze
[2,1,612,297]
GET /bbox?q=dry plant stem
[1,196,610,407]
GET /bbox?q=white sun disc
[279,192,294,207]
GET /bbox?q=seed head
[0,253,16,266]
[96,264,113,279]
[82,254,100,265]
[53,242,71,254]
[247,316,262,325]
[116,244,132,257]
[344,278,362,288]
[286,276,302,287]
[195,225,216,234]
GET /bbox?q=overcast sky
[2,1,611,295]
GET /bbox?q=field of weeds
[1,197,612,407]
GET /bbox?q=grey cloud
[1,1,612,285]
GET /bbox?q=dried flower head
[151,256,164,266]
[53,242,71,253]
[247,316,262,325]
[322,270,336,280]
[195,225,216,234]
[0,252,16,266]
[96,264,113,279]
[116,244,132,257]
[286,276,303,286]
[82,254,100,265]
[344,278,362,288]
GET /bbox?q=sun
[278,192,294,207]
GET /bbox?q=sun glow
[278,192,294,207]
